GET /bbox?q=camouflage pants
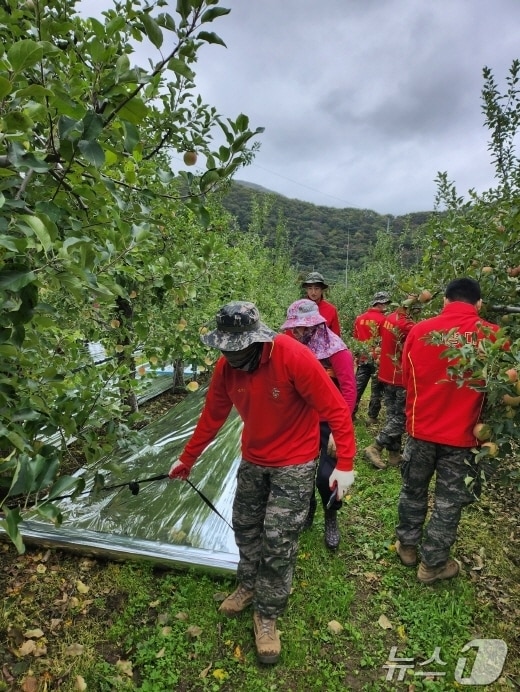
[233,458,315,617]
[396,437,481,567]
[354,362,386,420]
[375,383,406,452]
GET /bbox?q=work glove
[168,459,191,480]
[327,433,337,458]
[328,468,355,500]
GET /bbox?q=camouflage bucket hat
[281,299,326,330]
[201,301,277,351]
[301,271,329,289]
[372,291,391,306]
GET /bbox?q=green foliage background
[221,181,428,280]
[0,0,285,544]
[0,2,518,690]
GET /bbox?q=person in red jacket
[352,291,391,423]
[395,278,499,584]
[364,299,419,469]
[168,301,356,664]
[301,271,341,335]
[281,298,356,549]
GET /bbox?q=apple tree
[0,0,266,547]
[401,61,520,475]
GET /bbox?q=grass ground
[1,394,519,691]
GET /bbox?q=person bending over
[169,301,356,663]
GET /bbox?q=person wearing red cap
[168,301,356,664]
[301,271,341,335]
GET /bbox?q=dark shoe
[417,559,460,585]
[387,451,403,467]
[218,584,254,617]
[324,509,340,550]
[395,540,417,566]
[364,443,386,469]
[302,496,317,531]
[253,612,280,664]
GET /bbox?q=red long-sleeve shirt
[402,301,499,447]
[353,307,386,362]
[180,334,356,471]
[378,309,416,385]
[316,298,341,336]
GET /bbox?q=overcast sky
[80,0,520,215]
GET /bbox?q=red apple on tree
[472,422,492,441]
[502,393,520,407]
[183,151,197,166]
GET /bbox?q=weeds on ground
[1,406,519,691]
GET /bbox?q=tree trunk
[115,296,139,414]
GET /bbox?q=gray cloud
[80,0,520,213]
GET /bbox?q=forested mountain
[220,180,433,281]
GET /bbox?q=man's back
[353,307,385,342]
[402,301,498,446]
[378,310,415,385]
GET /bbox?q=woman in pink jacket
[282,299,356,549]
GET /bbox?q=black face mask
[221,343,264,371]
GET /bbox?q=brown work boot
[388,450,403,467]
[218,584,254,617]
[364,443,386,469]
[417,559,460,585]
[395,540,417,566]
[253,611,281,664]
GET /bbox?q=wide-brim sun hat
[201,301,277,351]
[281,299,327,330]
[301,271,329,289]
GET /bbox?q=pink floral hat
[281,299,326,330]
